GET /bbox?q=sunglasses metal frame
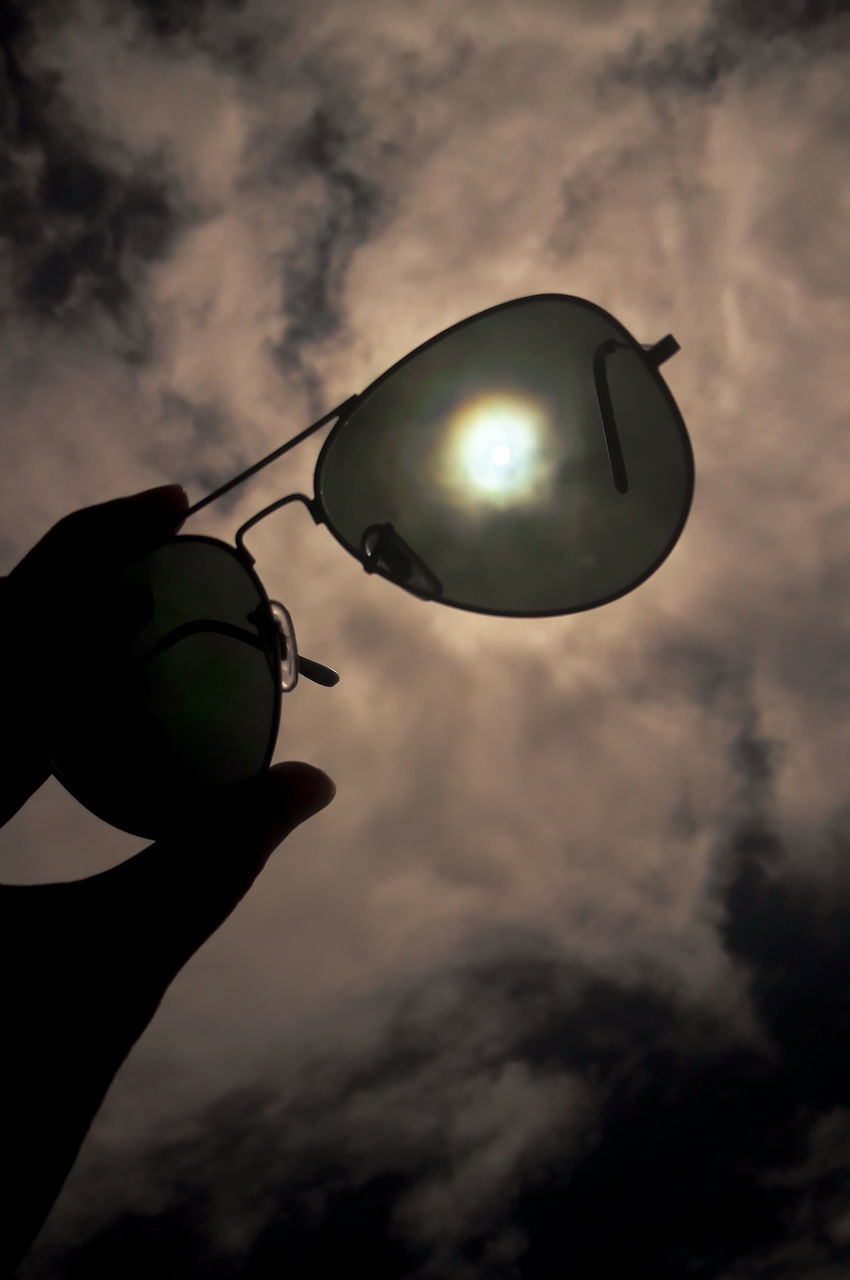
[131,534,341,692]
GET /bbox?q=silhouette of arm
[0,488,335,1271]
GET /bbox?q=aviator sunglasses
[38,294,694,839]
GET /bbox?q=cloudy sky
[1,0,849,1274]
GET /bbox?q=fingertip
[133,484,189,529]
[266,761,336,824]
[214,764,335,861]
[136,483,188,505]
[221,762,335,876]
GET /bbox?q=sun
[444,393,549,501]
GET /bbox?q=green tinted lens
[316,295,693,616]
[43,538,281,838]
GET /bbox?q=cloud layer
[1,0,848,1273]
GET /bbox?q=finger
[0,750,51,829]
[90,762,336,978]
[0,577,50,826]
[6,484,189,601]
[4,483,189,665]
[0,487,190,823]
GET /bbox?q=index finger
[6,485,190,597]
[0,487,191,821]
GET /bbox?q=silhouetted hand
[0,487,336,1272]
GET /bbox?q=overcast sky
[2,0,849,1274]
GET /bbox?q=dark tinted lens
[42,538,280,838]
[316,296,693,616]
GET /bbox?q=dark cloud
[603,0,849,98]
[268,105,385,401]
[718,0,850,38]
[14,158,176,329]
[33,1167,427,1279]
[515,1052,806,1278]
[557,143,650,256]
[110,0,266,75]
[612,28,738,96]
[0,0,56,143]
[1,0,383,499]
[152,390,233,494]
[0,0,189,360]
[123,0,247,43]
[721,809,850,1112]
[644,637,749,711]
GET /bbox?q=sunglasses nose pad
[269,599,299,691]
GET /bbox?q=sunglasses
[41,294,694,839]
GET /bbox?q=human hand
[0,487,336,1271]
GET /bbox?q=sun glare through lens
[438,393,552,505]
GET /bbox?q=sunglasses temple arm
[298,655,340,688]
[591,334,681,498]
[182,395,360,521]
[592,340,630,496]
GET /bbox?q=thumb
[99,762,336,976]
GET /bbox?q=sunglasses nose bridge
[268,599,299,692]
[267,599,340,690]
